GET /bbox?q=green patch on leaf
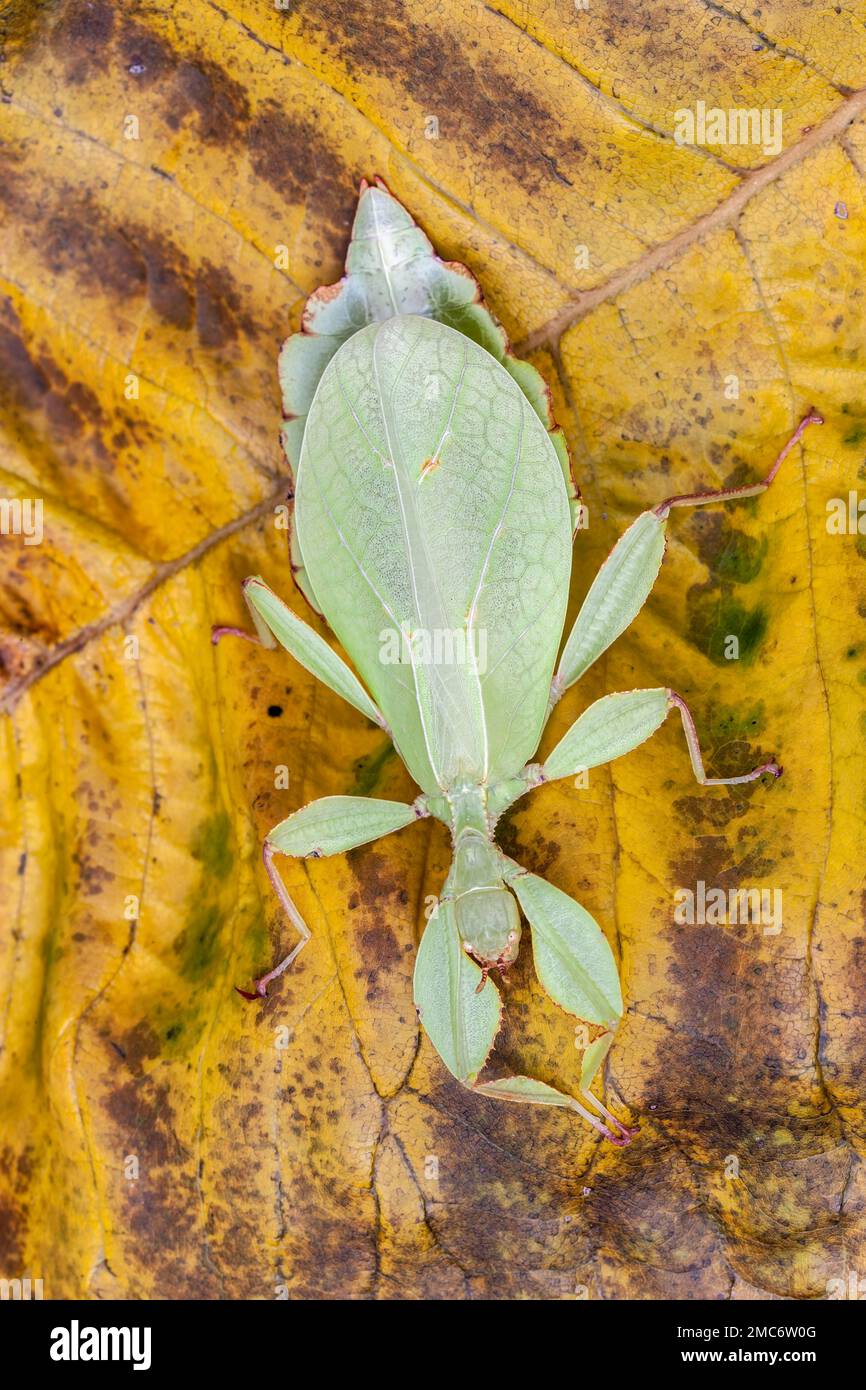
[348,740,396,796]
[688,589,768,665]
[714,530,767,584]
[191,811,233,881]
[175,901,224,981]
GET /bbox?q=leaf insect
[216,180,822,1144]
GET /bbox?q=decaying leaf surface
[1,0,865,1299]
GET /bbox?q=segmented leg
[240,795,425,1000]
[550,410,824,706]
[211,624,260,645]
[579,1089,640,1145]
[654,410,823,519]
[471,1077,637,1146]
[217,576,387,730]
[667,691,781,785]
[212,577,279,649]
[236,842,311,999]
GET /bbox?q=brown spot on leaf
[0,305,51,416]
[104,1075,184,1169]
[287,0,578,192]
[0,1193,25,1266]
[495,805,560,877]
[248,104,354,238]
[194,261,257,348]
[119,21,177,84]
[357,922,401,967]
[42,201,147,300]
[49,0,115,83]
[116,1023,163,1076]
[72,849,115,897]
[0,299,108,457]
[136,231,194,329]
[170,58,251,143]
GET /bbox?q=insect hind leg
[471,1075,639,1146]
[579,1088,640,1146]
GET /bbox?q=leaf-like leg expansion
[219,575,389,732]
[212,577,282,649]
[580,1030,614,1091]
[495,684,777,819]
[239,794,429,999]
[540,687,778,787]
[542,688,670,785]
[549,410,823,711]
[501,857,623,1022]
[654,410,823,519]
[489,690,669,818]
[495,857,637,1141]
[247,575,388,729]
[497,858,635,1142]
[667,691,781,785]
[414,891,502,1083]
[268,794,428,856]
[551,512,667,708]
[415,872,634,1144]
[578,1030,633,1140]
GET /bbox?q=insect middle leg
[667,691,781,785]
[549,410,824,709]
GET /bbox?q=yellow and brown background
[1,0,865,1298]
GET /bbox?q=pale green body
[295,311,570,969]
[227,183,816,1145]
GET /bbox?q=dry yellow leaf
[1,0,865,1300]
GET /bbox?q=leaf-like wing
[295,315,572,793]
[279,181,577,609]
[543,688,670,781]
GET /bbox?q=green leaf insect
[216,180,823,1146]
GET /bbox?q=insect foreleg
[653,410,823,519]
[214,575,389,732]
